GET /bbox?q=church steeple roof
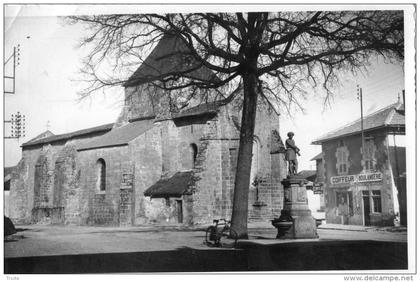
[124,33,219,87]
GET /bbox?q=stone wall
[8,157,30,224]
[115,85,171,126]
[189,96,286,224]
[129,125,162,225]
[144,197,182,224]
[77,146,132,225]
[54,145,80,224]
[190,139,223,224]
[10,143,78,224]
[8,129,112,224]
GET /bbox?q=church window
[190,143,198,169]
[250,137,260,185]
[96,158,106,192]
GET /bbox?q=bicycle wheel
[205,226,217,246]
[218,226,235,248]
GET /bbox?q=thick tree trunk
[230,71,259,239]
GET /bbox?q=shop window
[362,138,376,171]
[348,191,353,216]
[335,191,353,216]
[372,190,382,213]
[336,142,350,175]
[96,158,106,192]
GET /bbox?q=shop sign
[330,172,382,185]
[313,185,323,194]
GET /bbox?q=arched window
[250,137,260,185]
[96,158,106,192]
[190,143,198,169]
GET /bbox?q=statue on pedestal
[285,132,300,176]
[272,133,318,239]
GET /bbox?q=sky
[3,5,412,170]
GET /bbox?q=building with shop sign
[312,101,406,226]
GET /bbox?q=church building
[7,34,288,226]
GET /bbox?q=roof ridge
[48,123,114,139]
[22,123,114,147]
[24,130,55,144]
[384,102,404,125]
[76,119,154,151]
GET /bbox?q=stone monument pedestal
[272,176,318,239]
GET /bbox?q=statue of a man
[285,132,300,176]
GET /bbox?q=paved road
[4,223,407,258]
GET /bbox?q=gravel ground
[4,222,407,258]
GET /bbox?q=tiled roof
[4,166,16,182]
[310,152,323,161]
[154,99,227,122]
[297,170,317,182]
[144,171,194,198]
[172,100,226,119]
[25,130,55,144]
[3,166,16,182]
[22,123,114,148]
[312,102,405,144]
[4,166,16,176]
[77,119,154,151]
[124,33,219,87]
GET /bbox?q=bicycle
[204,218,238,248]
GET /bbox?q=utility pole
[357,85,365,168]
[5,111,26,139]
[4,44,20,95]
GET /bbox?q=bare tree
[68,10,403,238]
